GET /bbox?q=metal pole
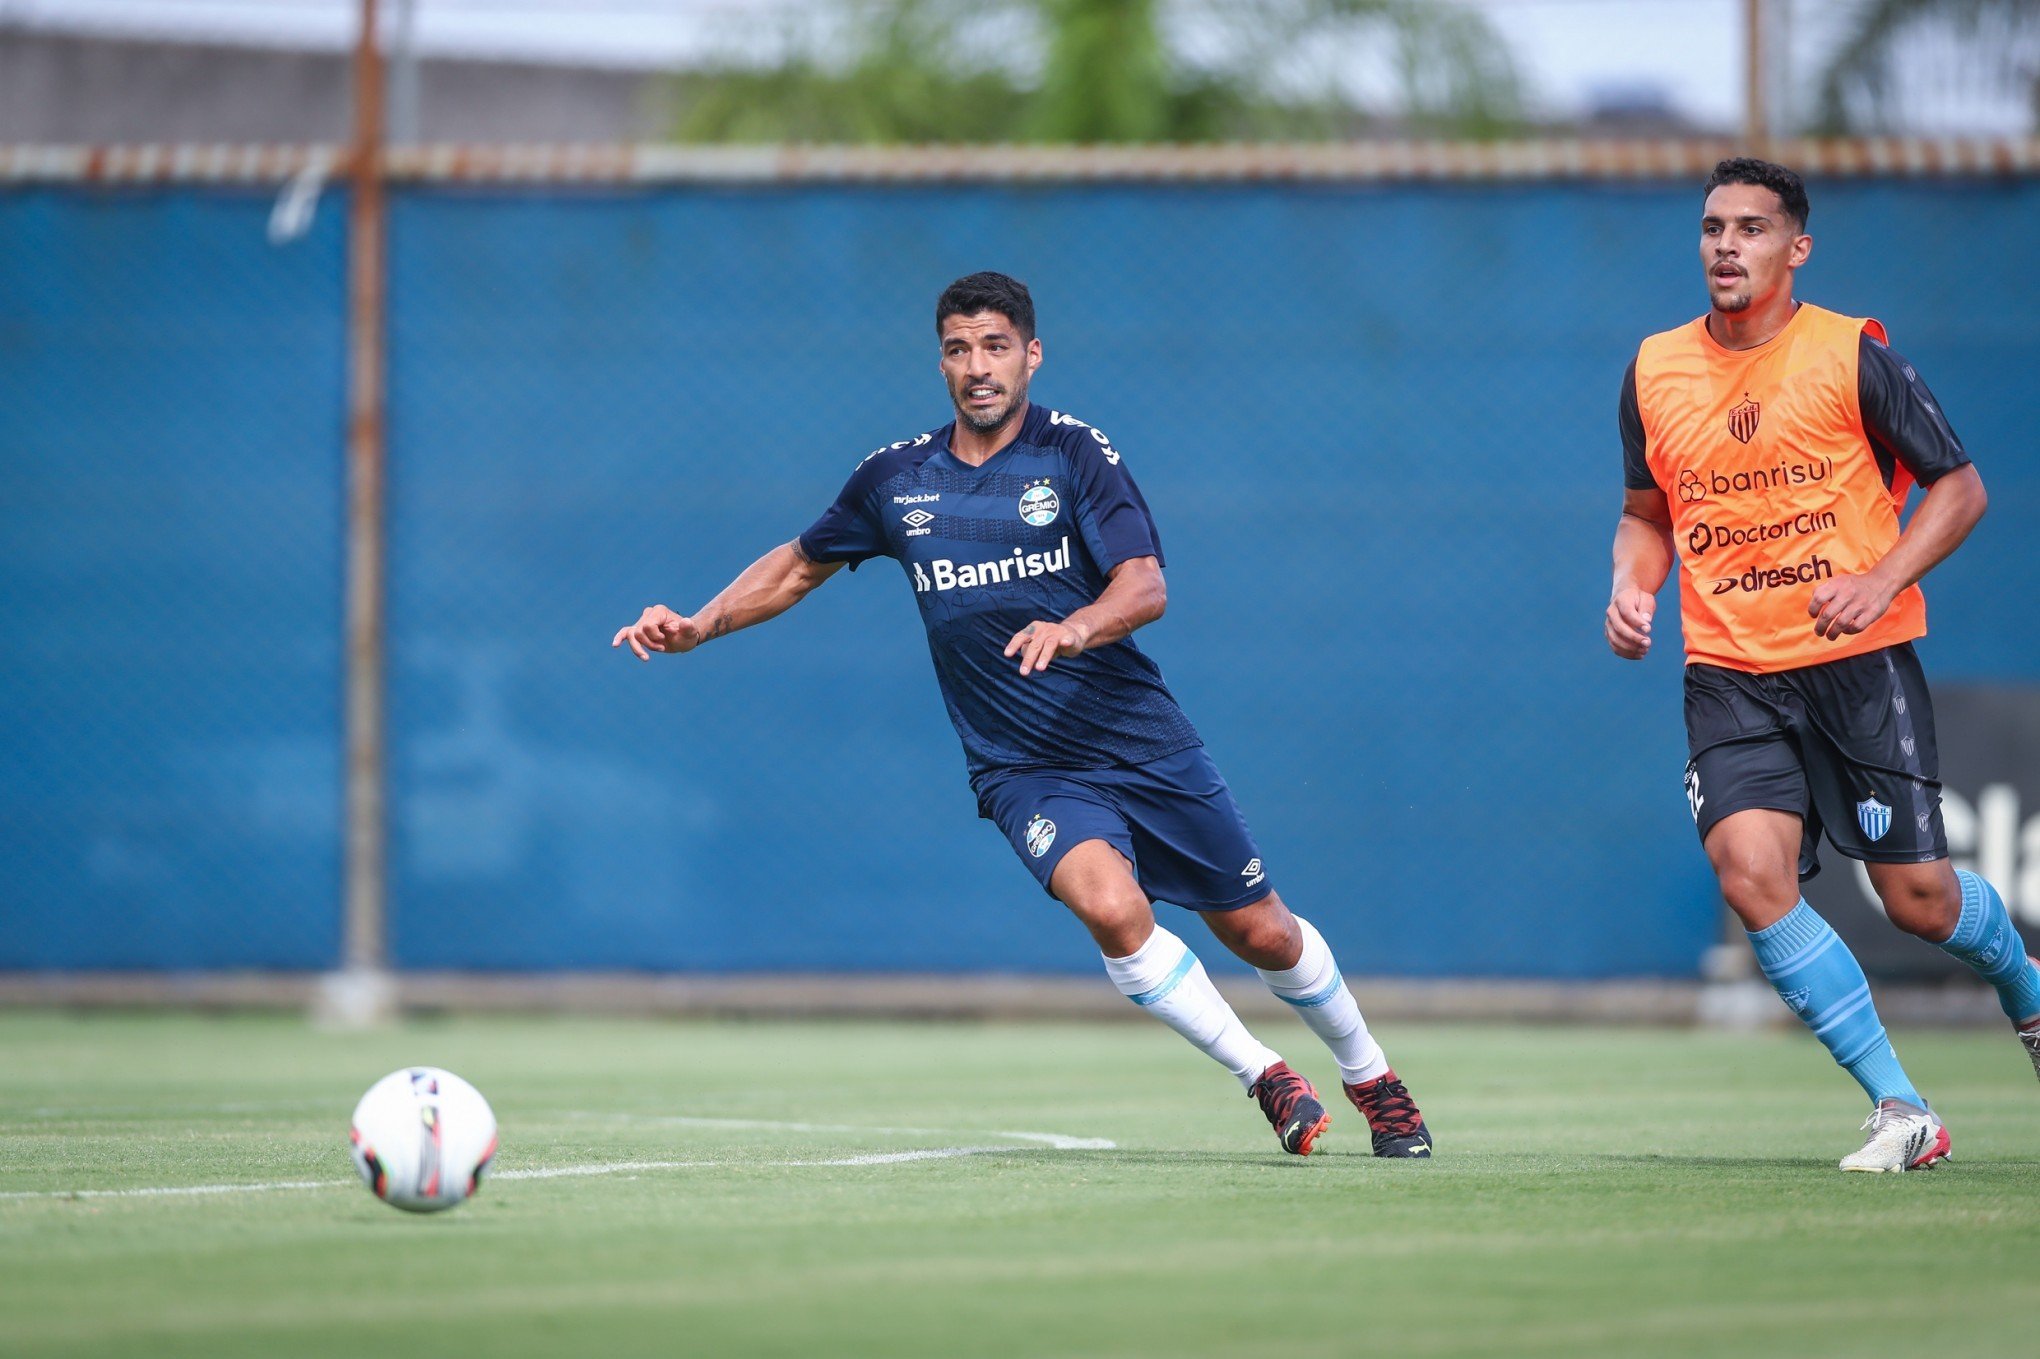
[322,0,395,1025]
[1772,0,1792,143]
[1745,0,1768,153]
[390,0,420,145]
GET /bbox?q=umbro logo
[1241,858,1265,888]
[902,509,935,529]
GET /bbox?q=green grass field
[3,1011,2036,1358]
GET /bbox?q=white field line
[0,1178,346,1202]
[557,1111,1116,1152]
[0,1118,1115,1202]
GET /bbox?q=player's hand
[1808,572,1897,641]
[611,605,704,661]
[1003,620,1085,677]
[1606,587,1656,660]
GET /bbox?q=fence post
[1743,0,1769,154]
[316,0,396,1026]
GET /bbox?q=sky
[1,0,2028,136]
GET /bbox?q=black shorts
[1683,642,1948,880]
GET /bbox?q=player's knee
[1077,894,1154,957]
[1876,875,1959,942]
[1247,904,1298,959]
[1713,863,1798,929]
[1053,862,1153,956]
[1204,893,1299,970]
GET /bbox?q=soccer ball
[348,1067,498,1213]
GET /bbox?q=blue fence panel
[6,178,2034,977]
[378,178,2039,978]
[0,188,348,968]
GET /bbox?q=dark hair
[936,271,1035,341]
[1704,157,1809,231]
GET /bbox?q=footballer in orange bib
[1605,159,2038,1173]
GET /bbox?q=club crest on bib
[1727,393,1762,444]
[1024,814,1057,858]
[1018,481,1060,527]
[1857,796,1892,843]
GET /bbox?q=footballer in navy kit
[612,272,1429,1158]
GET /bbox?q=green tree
[669,0,1525,144]
[1815,0,2040,134]
[669,1,1028,143]
[1029,0,1173,141]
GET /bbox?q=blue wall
[6,179,2037,976]
[1,188,347,968]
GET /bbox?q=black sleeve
[1859,332,1970,489]
[1620,360,1655,490]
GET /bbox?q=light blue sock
[1748,902,1922,1107]
[1940,871,2040,1025]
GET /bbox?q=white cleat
[1839,1098,1951,1173]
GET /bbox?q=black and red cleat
[1343,1069,1433,1158]
[1249,1060,1331,1156]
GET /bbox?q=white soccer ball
[348,1067,498,1213]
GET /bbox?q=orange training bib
[1634,303,1924,673]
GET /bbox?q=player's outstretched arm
[1608,487,1674,660]
[611,540,844,662]
[1003,555,1166,677]
[1808,464,1986,641]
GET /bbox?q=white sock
[1256,916,1388,1087]
[1103,925,1281,1091]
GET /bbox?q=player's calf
[1890,866,2040,1079]
[1248,913,1397,1079]
[1100,923,1286,1096]
[1918,870,2040,1036]
[1745,899,1929,1109]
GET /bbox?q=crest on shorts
[1727,394,1762,444]
[1856,796,1892,843]
[1025,814,1057,859]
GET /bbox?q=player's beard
[953,377,1026,435]
[1709,267,1754,314]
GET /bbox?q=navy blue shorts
[974,745,1272,912]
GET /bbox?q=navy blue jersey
[798,403,1201,780]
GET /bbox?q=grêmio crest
[1727,393,1762,444]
